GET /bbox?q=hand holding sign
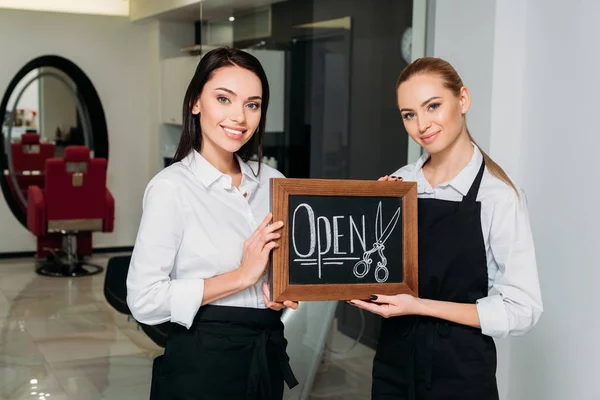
[238,213,284,288]
[262,281,298,311]
[349,294,420,318]
[377,175,403,182]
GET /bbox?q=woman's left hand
[349,294,421,318]
[262,281,299,311]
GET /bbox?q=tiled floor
[0,254,373,400]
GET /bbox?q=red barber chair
[6,132,54,208]
[11,132,55,171]
[27,145,115,277]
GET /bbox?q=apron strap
[463,160,486,203]
[247,330,273,400]
[246,328,299,400]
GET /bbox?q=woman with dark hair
[350,57,543,399]
[127,47,298,400]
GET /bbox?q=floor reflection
[0,254,373,400]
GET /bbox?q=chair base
[36,257,104,277]
[35,232,103,277]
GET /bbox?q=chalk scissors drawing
[353,201,401,283]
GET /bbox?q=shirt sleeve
[476,189,543,338]
[126,178,205,329]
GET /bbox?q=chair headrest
[64,146,91,162]
[21,133,40,145]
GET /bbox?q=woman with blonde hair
[350,58,543,399]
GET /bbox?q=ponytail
[467,130,520,198]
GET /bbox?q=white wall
[0,0,129,16]
[0,9,159,252]
[488,0,527,180]
[434,0,599,398]
[509,1,599,399]
[130,0,198,21]
[432,0,496,153]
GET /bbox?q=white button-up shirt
[392,144,543,338]
[127,150,283,329]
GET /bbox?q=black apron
[372,161,499,400]
[150,305,298,400]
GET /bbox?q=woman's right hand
[238,213,284,287]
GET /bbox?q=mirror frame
[0,55,108,228]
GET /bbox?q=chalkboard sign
[269,178,418,301]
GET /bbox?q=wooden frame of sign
[269,178,418,302]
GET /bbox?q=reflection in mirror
[2,67,92,212]
[0,55,110,278]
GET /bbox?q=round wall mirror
[0,55,108,228]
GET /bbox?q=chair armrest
[104,188,115,233]
[27,185,46,235]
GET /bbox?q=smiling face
[192,65,263,160]
[397,73,470,154]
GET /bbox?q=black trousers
[150,305,298,400]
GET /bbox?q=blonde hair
[397,57,519,197]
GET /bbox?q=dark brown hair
[172,47,270,174]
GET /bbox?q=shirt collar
[236,154,261,185]
[414,142,483,196]
[182,150,260,189]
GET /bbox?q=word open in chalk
[287,195,404,285]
